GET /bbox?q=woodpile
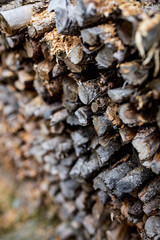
[0,0,160,239]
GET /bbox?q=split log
[95,43,116,69]
[78,79,100,105]
[34,60,55,81]
[113,166,153,198]
[117,16,138,46]
[96,136,121,167]
[119,127,136,143]
[119,103,155,127]
[103,158,138,192]
[24,38,41,60]
[75,0,104,28]
[28,10,56,38]
[120,61,151,86]
[138,175,160,203]
[91,96,108,114]
[50,109,69,126]
[92,115,112,137]
[6,34,25,48]
[144,216,160,239]
[48,0,79,35]
[52,63,68,78]
[132,127,160,162]
[0,5,33,36]
[75,106,93,126]
[108,88,134,104]
[143,194,160,216]
[151,152,160,175]
[128,200,144,219]
[62,78,78,103]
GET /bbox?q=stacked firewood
[0,0,160,239]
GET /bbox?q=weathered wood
[52,63,68,78]
[113,166,153,197]
[0,5,33,36]
[43,103,63,120]
[92,115,112,137]
[6,34,25,48]
[91,96,108,114]
[28,10,56,38]
[0,1,160,239]
[34,60,55,81]
[60,179,80,199]
[62,77,78,103]
[97,190,109,206]
[75,106,93,126]
[103,158,138,191]
[78,80,100,105]
[95,43,116,69]
[45,76,63,99]
[117,16,138,46]
[143,194,160,216]
[132,127,160,162]
[24,38,41,59]
[50,109,69,126]
[70,156,87,180]
[128,200,144,218]
[106,102,122,127]
[151,152,160,175]
[138,175,160,203]
[15,70,34,90]
[48,0,79,35]
[75,0,103,28]
[144,216,160,239]
[96,136,121,167]
[120,61,150,86]
[119,103,155,127]
[119,126,136,143]
[108,88,134,104]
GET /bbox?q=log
[62,77,78,103]
[50,109,69,126]
[92,115,112,137]
[91,96,108,114]
[132,127,160,162]
[119,126,136,143]
[117,16,138,46]
[6,34,25,48]
[34,60,55,81]
[96,136,121,167]
[52,63,68,78]
[95,43,116,69]
[0,5,33,36]
[103,158,138,191]
[151,152,160,175]
[119,103,155,127]
[75,0,103,28]
[108,88,134,104]
[144,216,160,239]
[75,106,93,126]
[23,38,41,60]
[78,79,100,105]
[143,194,160,216]
[113,166,153,198]
[120,61,151,86]
[28,10,56,38]
[138,176,160,203]
[128,200,144,219]
[48,0,79,35]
